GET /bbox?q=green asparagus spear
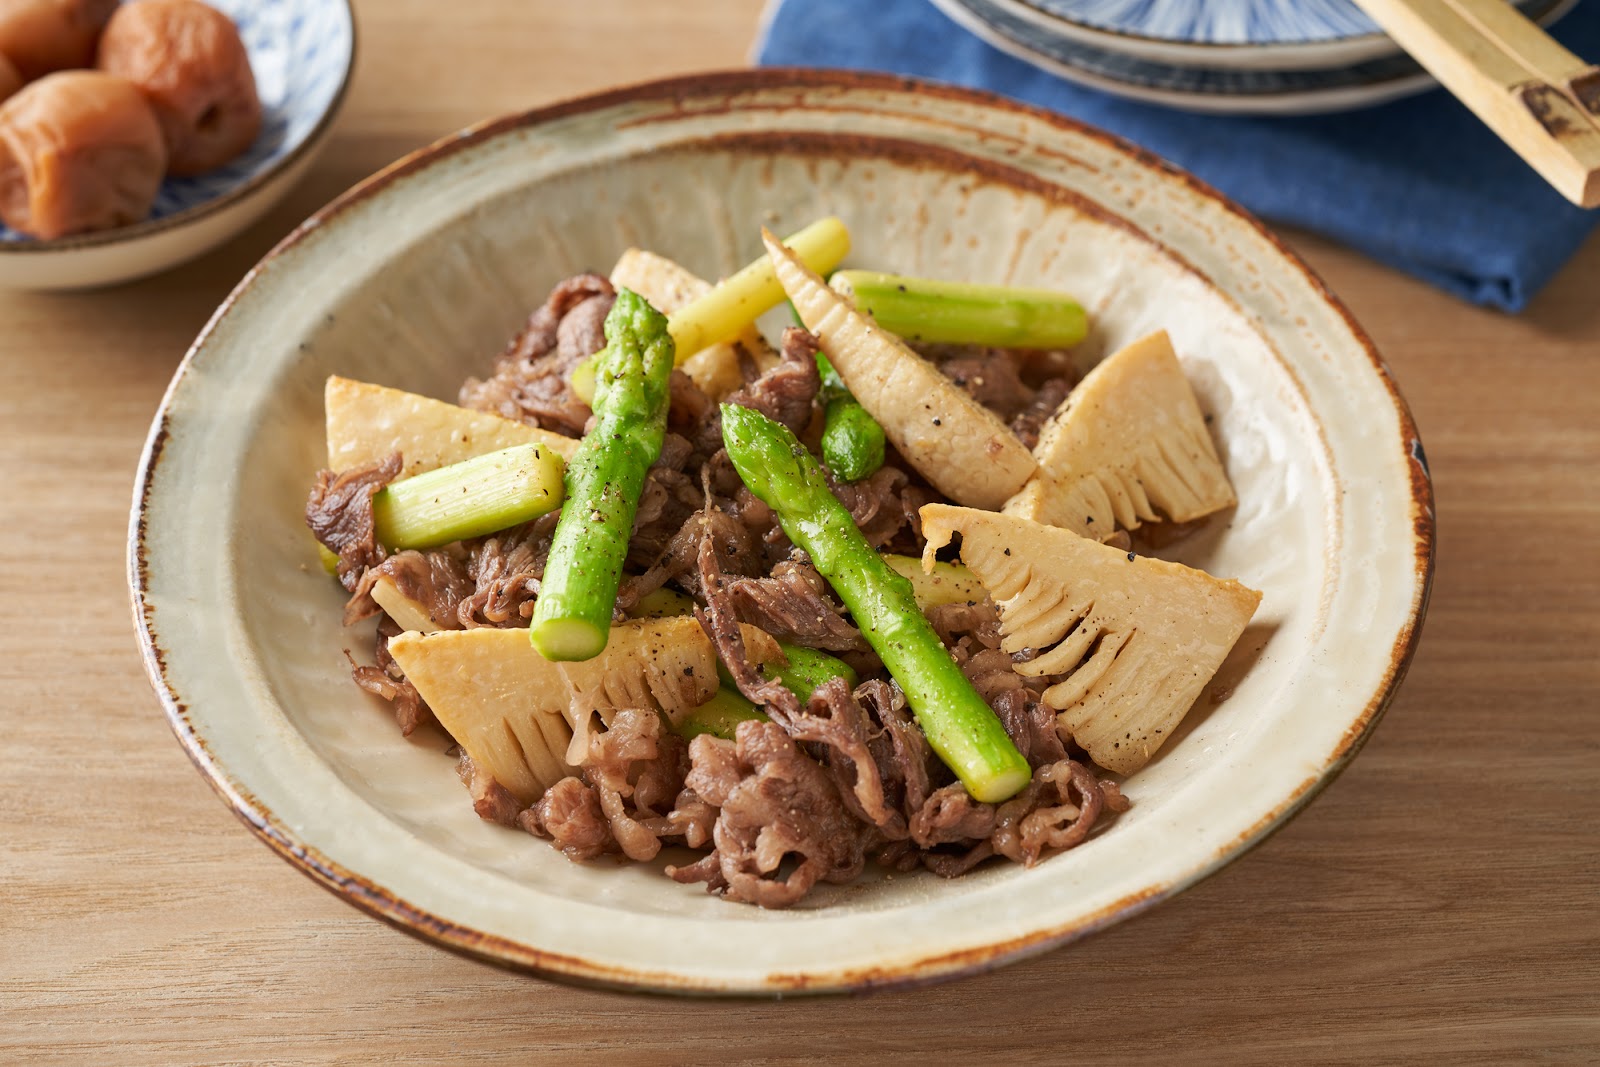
[371,443,564,550]
[831,270,1087,349]
[530,289,675,661]
[719,403,1031,803]
[674,687,769,741]
[817,352,886,482]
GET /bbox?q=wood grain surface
[3,1,1597,1063]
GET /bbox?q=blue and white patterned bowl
[935,0,1578,114]
[997,0,1571,70]
[0,0,355,289]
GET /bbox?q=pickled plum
[97,0,260,176]
[0,69,166,238]
[0,0,118,81]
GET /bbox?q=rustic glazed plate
[129,70,1434,995]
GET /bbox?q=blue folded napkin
[756,0,1600,311]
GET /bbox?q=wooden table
[4,1,1597,1062]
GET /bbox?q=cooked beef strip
[941,350,1035,421]
[457,515,558,628]
[458,273,613,436]
[306,450,401,621]
[667,722,872,908]
[455,750,523,827]
[1010,376,1072,451]
[723,558,867,653]
[696,326,822,455]
[349,615,434,736]
[520,777,614,861]
[790,677,907,840]
[348,547,474,631]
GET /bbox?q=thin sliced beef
[666,722,871,908]
[349,547,474,630]
[457,515,557,628]
[520,777,614,861]
[697,326,821,454]
[991,759,1107,864]
[456,750,523,827]
[789,677,906,840]
[458,273,613,436]
[350,616,433,736]
[1011,376,1072,451]
[722,558,866,653]
[696,520,803,722]
[828,465,918,549]
[941,350,1035,422]
[306,451,401,620]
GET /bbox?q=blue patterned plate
[0,0,355,287]
[1000,0,1571,69]
[934,0,1576,113]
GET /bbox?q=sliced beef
[666,722,871,908]
[458,273,613,436]
[580,708,685,862]
[1010,376,1071,451]
[697,326,821,454]
[941,350,1035,422]
[520,777,615,861]
[457,515,557,628]
[828,465,918,549]
[456,750,523,827]
[349,547,474,630]
[991,759,1107,864]
[722,558,866,653]
[350,616,433,736]
[789,676,906,840]
[306,451,401,618]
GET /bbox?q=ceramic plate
[0,0,355,288]
[130,70,1434,995]
[996,0,1570,69]
[937,0,1575,114]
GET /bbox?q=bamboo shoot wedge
[325,376,577,477]
[387,628,578,806]
[763,229,1036,509]
[921,504,1261,775]
[1004,331,1235,540]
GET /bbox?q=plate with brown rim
[129,69,1434,995]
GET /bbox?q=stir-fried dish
[305,218,1262,908]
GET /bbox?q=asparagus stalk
[530,289,675,661]
[628,587,697,619]
[571,217,851,403]
[370,443,563,551]
[881,553,988,608]
[716,639,860,705]
[720,404,1031,803]
[817,352,886,482]
[674,687,769,741]
[830,270,1088,349]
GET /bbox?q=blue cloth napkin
[756,0,1600,311]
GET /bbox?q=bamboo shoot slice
[765,229,1036,509]
[921,504,1260,775]
[1003,331,1235,539]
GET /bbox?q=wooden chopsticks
[1354,0,1600,208]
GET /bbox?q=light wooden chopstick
[1354,0,1600,208]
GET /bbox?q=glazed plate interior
[131,71,1432,994]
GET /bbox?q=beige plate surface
[129,69,1434,995]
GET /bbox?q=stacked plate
[929,0,1581,114]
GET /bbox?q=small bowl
[130,70,1435,994]
[0,0,355,290]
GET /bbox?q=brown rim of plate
[0,0,357,254]
[128,67,1437,996]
